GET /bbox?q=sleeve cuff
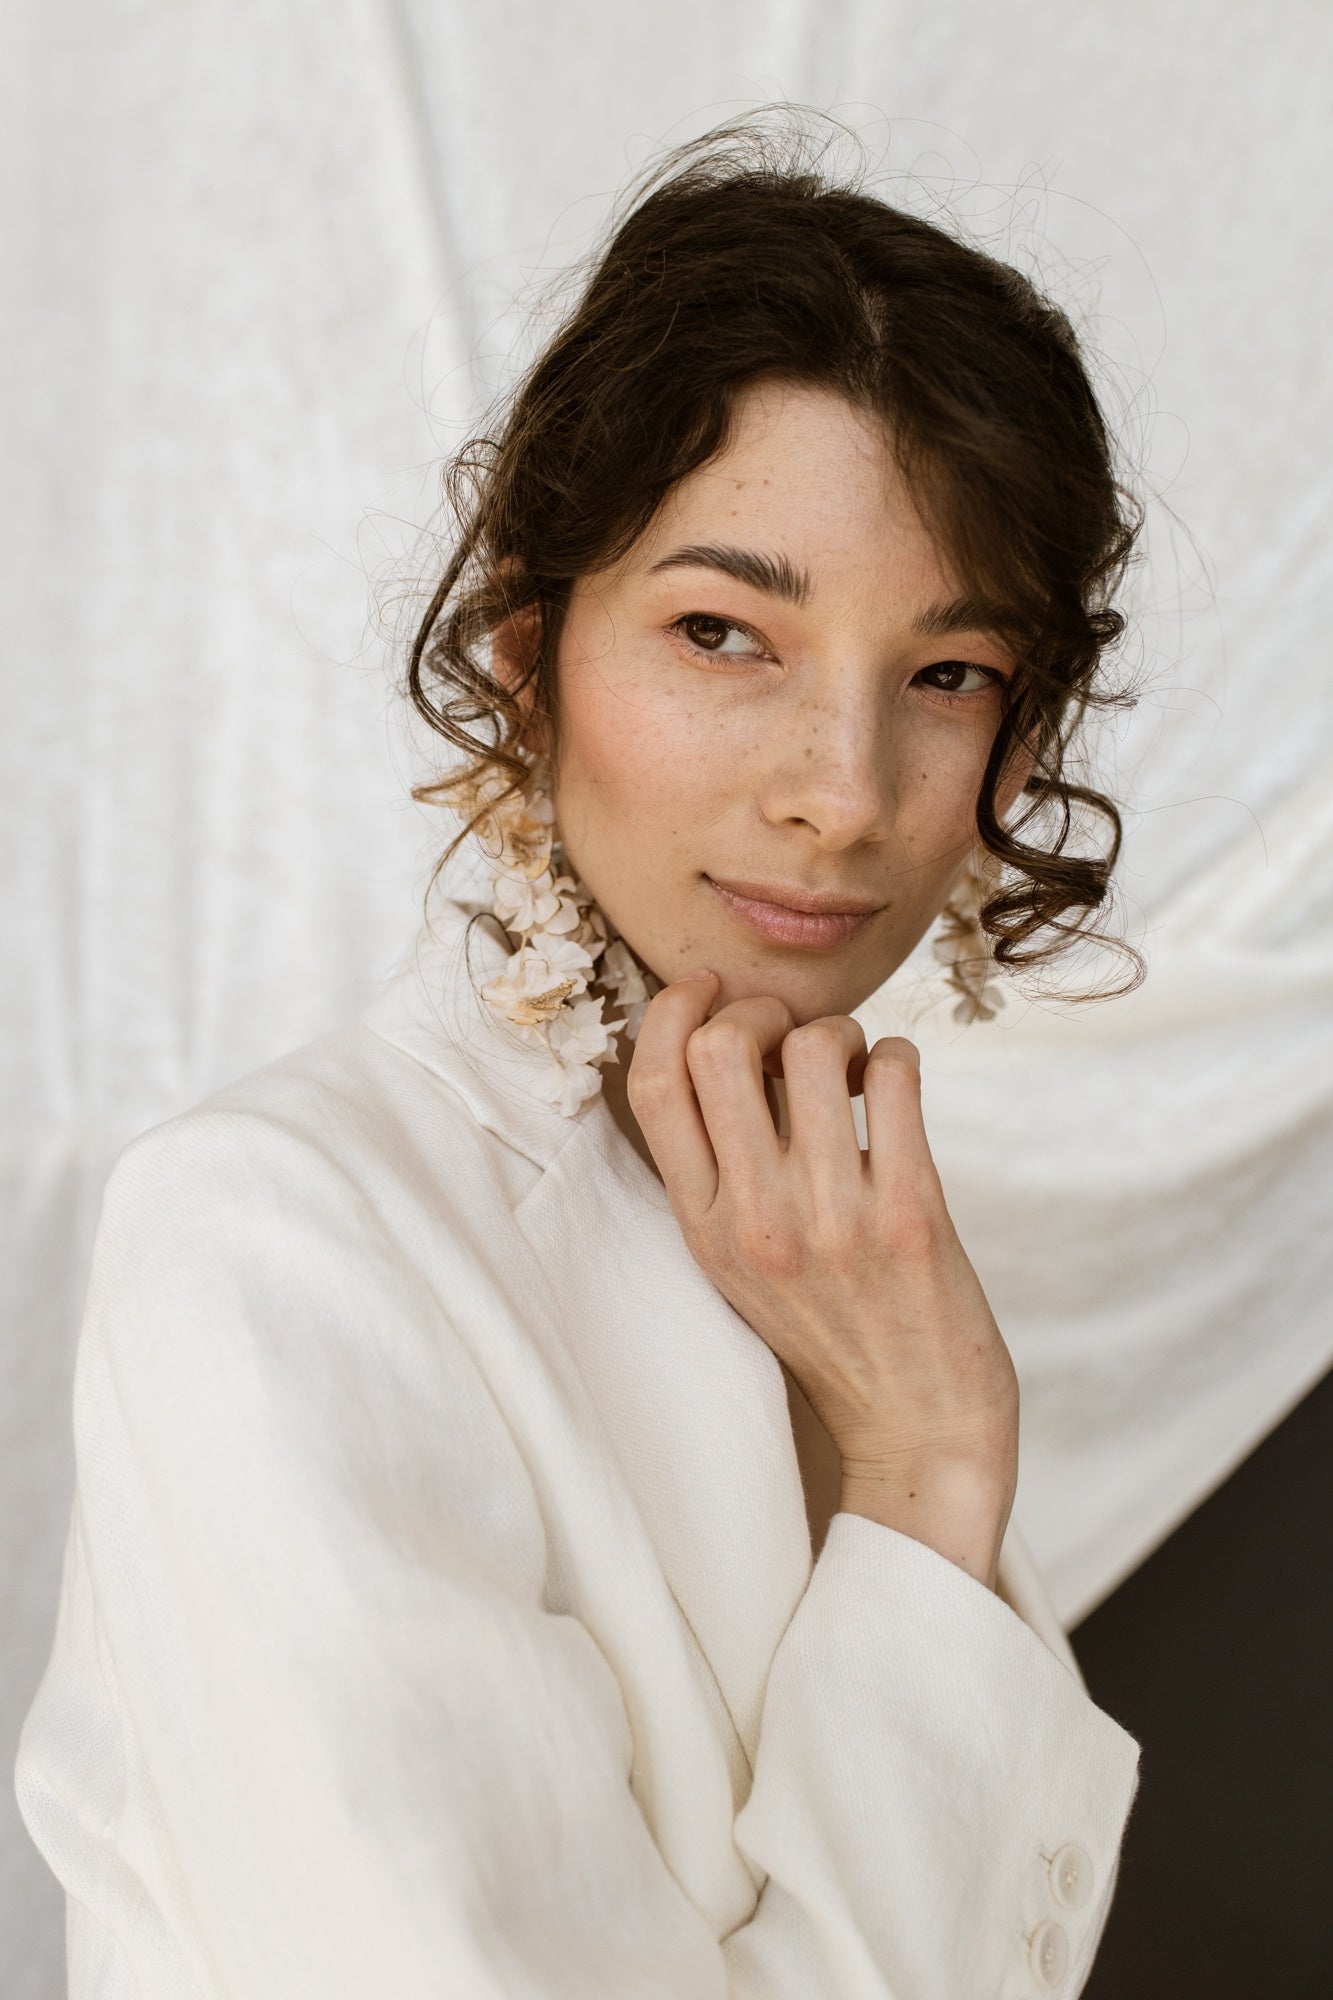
[732,1509,1141,1999]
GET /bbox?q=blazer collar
[360,892,595,1173]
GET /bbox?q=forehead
[629,377,960,604]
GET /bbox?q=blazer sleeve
[14,1108,1141,2000]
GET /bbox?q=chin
[708,958,882,1026]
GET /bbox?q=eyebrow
[646,544,812,607]
[910,592,1025,643]
[646,543,1019,644]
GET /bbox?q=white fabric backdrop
[4,2,1330,1990]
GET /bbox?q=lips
[705,875,881,949]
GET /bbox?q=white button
[1048,1842,1094,1911]
[1029,1919,1069,1988]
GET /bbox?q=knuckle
[880,1196,941,1259]
[686,1018,750,1073]
[807,1206,859,1261]
[865,1036,923,1086]
[782,1019,845,1063]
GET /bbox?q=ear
[490,600,550,760]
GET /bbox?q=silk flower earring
[439,752,662,1117]
[933,849,1008,1026]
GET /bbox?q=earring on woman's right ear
[933,849,1008,1026]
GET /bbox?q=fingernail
[678,967,717,984]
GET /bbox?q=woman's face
[530,378,1033,1023]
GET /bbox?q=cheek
[552,642,730,850]
[905,707,1028,836]
[897,721,989,834]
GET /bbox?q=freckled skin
[501,378,1033,1029]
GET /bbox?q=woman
[15,122,1147,1998]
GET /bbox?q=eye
[672,613,772,660]
[914,660,1004,699]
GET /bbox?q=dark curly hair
[405,112,1147,1007]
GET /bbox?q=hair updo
[406,112,1147,1005]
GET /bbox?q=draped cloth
[5,3,1331,1990]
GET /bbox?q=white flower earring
[933,849,1008,1026]
[440,752,662,1117]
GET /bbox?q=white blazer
[15,893,1141,2000]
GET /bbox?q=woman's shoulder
[110,903,595,1219]
[80,1012,554,1440]
[78,1015,550,1530]
[79,913,589,1443]
[104,1021,493,1242]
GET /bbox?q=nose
[756,689,898,851]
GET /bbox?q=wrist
[839,1454,1014,1592]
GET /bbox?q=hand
[626,973,1020,1586]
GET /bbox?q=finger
[626,972,721,1215]
[779,1016,869,1197]
[684,995,793,1191]
[861,1036,944,1202]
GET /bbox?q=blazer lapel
[362,898,814,1763]
[514,1103,816,1771]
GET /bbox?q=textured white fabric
[15,894,1140,1998]
[6,3,1332,1989]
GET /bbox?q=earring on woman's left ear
[933,849,1008,1027]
